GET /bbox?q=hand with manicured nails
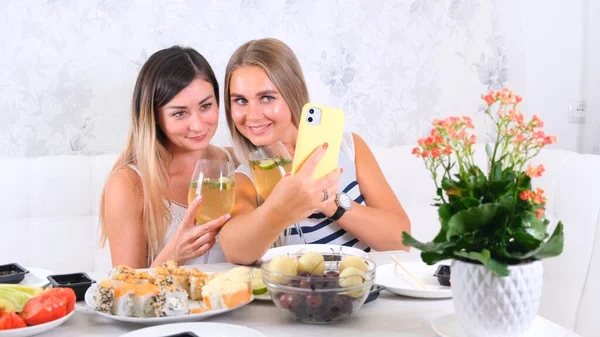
[265,143,342,226]
[168,195,231,263]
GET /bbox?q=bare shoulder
[104,166,143,206]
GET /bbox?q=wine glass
[188,159,236,264]
[248,142,307,245]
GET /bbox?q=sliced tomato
[0,312,27,330]
[43,288,76,313]
[20,293,65,326]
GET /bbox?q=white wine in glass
[188,159,235,263]
[248,142,307,244]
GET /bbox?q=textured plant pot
[451,259,543,337]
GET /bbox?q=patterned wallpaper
[0,0,509,157]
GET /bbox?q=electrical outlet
[569,100,587,123]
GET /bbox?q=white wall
[582,0,600,154]
[0,0,592,157]
[496,0,589,153]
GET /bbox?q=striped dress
[236,132,371,252]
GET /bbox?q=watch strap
[329,206,346,221]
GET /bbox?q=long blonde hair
[224,38,309,163]
[99,46,219,263]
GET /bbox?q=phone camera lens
[308,117,314,123]
[309,108,314,114]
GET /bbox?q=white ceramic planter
[451,259,543,337]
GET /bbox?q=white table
[38,251,581,337]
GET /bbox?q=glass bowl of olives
[261,252,376,324]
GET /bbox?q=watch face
[338,193,352,209]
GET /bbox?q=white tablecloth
[37,251,581,337]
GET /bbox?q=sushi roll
[154,285,190,317]
[111,283,135,316]
[171,267,190,294]
[162,260,179,273]
[226,266,251,284]
[189,268,207,301]
[109,265,135,279]
[112,273,134,286]
[132,284,160,317]
[202,277,251,310]
[94,280,114,313]
[133,271,155,285]
[154,266,174,287]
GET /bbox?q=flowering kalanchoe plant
[402,88,564,277]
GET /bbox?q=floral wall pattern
[1,0,511,157]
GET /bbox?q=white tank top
[236,132,371,252]
[128,147,233,265]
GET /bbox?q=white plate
[0,311,74,337]
[119,322,267,337]
[84,283,253,325]
[375,262,452,299]
[16,268,53,288]
[261,244,368,261]
[431,313,566,337]
[253,292,271,301]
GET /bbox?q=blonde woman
[219,38,411,265]
[99,46,235,268]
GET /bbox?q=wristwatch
[329,192,352,221]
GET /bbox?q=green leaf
[446,203,504,239]
[455,249,510,277]
[491,161,503,181]
[402,232,455,252]
[461,197,480,208]
[533,222,564,259]
[438,204,453,221]
[421,251,454,265]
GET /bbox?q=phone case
[291,103,345,179]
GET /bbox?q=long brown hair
[223,38,309,163]
[99,46,219,263]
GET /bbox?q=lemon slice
[251,268,267,295]
[258,159,276,170]
[217,176,234,190]
[252,279,267,295]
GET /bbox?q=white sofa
[1,144,599,337]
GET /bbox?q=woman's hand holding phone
[264,143,342,225]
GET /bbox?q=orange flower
[431,148,441,158]
[411,147,421,156]
[526,164,545,178]
[513,133,525,145]
[482,94,496,105]
[544,136,557,145]
[520,190,533,201]
[531,114,544,128]
[515,95,523,104]
[536,208,544,219]
[534,188,546,204]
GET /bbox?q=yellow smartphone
[292,103,345,178]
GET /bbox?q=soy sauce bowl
[262,253,376,324]
[47,273,96,301]
[0,263,29,284]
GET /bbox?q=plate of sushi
[85,261,254,324]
